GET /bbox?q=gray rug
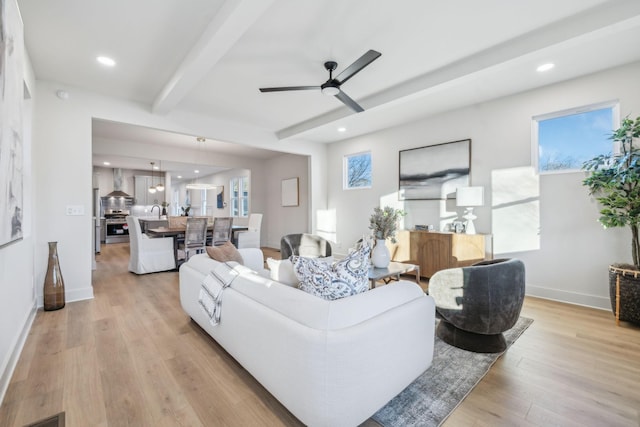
[372,317,533,427]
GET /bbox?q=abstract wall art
[0,0,24,247]
[399,139,470,200]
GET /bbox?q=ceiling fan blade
[259,86,320,92]
[335,91,364,113]
[334,50,381,85]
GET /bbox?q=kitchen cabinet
[134,175,160,206]
[390,230,491,278]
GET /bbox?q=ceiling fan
[259,49,381,113]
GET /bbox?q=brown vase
[44,241,65,311]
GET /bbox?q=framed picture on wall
[281,177,299,207]
[398,139,471,200]
[214,186,224,209]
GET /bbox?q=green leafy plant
[180,205,191,216]
[369,206,406,243]
[582,115,640,269]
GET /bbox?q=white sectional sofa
[179,248,436,427]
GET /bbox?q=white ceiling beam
[152,0,274,114]
[277,0,640,140]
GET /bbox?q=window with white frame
[532,101,619,174]
[200,189,207,216]
[230,176,249,217]
[343,151,372,189]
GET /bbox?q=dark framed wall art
[398,139,471,200]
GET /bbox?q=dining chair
[236,213,263,249]
[179,217,208,261]
[212,217,234,246]
[126,216,176,274]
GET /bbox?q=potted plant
[368,206,406,268]
[582,115,640,325]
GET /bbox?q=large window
[230,176,249,217]
[532,101,619,173]
[343,151,372,189]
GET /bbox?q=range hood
[105,168,132,198]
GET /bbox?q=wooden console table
[389,230,491,278]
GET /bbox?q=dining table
[146,224,249,266]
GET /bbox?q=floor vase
[44,241,65,311]
[371,239,391,268]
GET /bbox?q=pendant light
[155,160,165,192]
[148,162,157,194]
[186,137,216,190]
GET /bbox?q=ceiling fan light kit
[259,50,381,113]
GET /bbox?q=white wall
[327,60,640,310]
[261,154,311,248]
[0,0,37,403]
[30,80,328,311]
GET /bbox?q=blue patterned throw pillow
[292,243,371,300]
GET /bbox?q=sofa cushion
[266,258,299,287]
[206,241,244,264]
[292,243,370,300]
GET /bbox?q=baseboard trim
[526,285,610,310]
[36,286,94,308]
[0,301,37,405]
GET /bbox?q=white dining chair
[236,213,263,249]
[127,216,176,274]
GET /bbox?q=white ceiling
[18,0,640,172]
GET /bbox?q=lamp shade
[456,186,484,207]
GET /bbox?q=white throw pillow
[266,258,299,287]
[292,243,371,300]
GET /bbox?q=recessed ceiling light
[177,175,182,179]
[153,165,159,170]
[194,170,200,174]
[337,127,347,132]
[96,56,116,67]
[103,161,110,166]
[536,63,555,72]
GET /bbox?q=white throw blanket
[198,261,253,326]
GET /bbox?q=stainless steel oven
[104,209,130,244]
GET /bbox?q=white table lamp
[456,186,484,234]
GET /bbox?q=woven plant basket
[608,265,640,326]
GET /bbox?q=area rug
[372,316,533,427]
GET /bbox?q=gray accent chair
[280,233,332,260]
[428,258,525,353]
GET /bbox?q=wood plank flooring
[1,243,639,426]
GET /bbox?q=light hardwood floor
[1,243,639,426]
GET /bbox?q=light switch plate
[66,205,85,215]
